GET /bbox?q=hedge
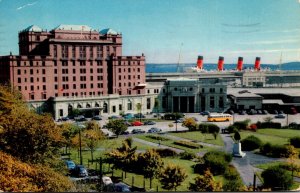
[198,123,220,133]
[202,151,232,175]
[179,151,196,160]
[173,140,203,149]
[146,135,169,141]
[290,136,300,148]
[260,143,295,158]
[259,122,281,129]
[241,135,262,151]
[155,148,178,157]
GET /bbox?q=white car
[102,176,113,185]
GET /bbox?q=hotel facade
[0,24,157,119]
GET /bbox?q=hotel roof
[23,25,42,32]
[100,28,118,35]
[53,24,94,31]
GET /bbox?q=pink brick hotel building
[0,25,151,118]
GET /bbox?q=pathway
[220,132,284,187]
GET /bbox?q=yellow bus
[207,113,233,122]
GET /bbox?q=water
[146,63,300,73]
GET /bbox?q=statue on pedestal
[232,131,246,158]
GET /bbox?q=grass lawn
[168,131,224,146]
[238,131,289,145]
[135,134,217,154]
[257,129,300,139]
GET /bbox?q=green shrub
[232,121,248,130]
[260,143,293,158]
[223,166,244,191]
[179,151,196,160]
[290,136,300,148]
[146,135,169,141]
[261,165,293,190]
[227,125,237,133]
[155,148,178,157]
[202,151,232,175]
[260,122,281,129]
[198,123,220,133]
[174,140,203,149]
[241,135,262,151]
[163,113,184,120]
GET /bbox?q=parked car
[132,129,145,134]
[102,176,113,186]
[148,127,162,133]
[123,121,132,126]
[247,109,257,115]
[278,110,284,115]
[92,115,102,120]
[239,110,246,115]
[153,113,161,118]
[257,110,262,114]
[71,165,88,177]
[123,113,135,120]
[65,160,76,170]
[262,110,268,114]
[200,111,210,116]
[174,119,183,123]
[131,121,143,126]
[75,115,87,122]
[144,121,156,125]
[274,114,285,119]
[121,131,130,135]
[134,113,146,118]
[114,182,131,192]
[109,115,122,120]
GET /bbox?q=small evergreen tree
[159,164,187,191]
[189,169,222,191]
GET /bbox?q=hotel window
[30,77,34,83]
[54,61,57,66]
[127,100,132,110]
[53,45,57,57]
[72,61,76,66]
[128,68,131,73]
[72,46,76,58]
[42,77,46,82]
[128,75,131,80]
[97,61,102,66]
[42,93,46,99]
[36,69,39,74]
[90,46,93,58]
[24,70,27,74]
[80,61,86,66]
[17,61,20,66]
[119,83,121,87]
[73,69,76,74]
[79,46,86,58]
[128,82,131,87]
[17,69,21,75]
[18,86,21,90]
[73,76,76,81]
[90,83,94,88]
[43,85,46,90]
[31,85,34,91]
[210,96,215,108]
[138,75,140,79]
[18,78,21,83]
[90,61,93,66]
[97,46,101,58]
[42,61,45,66]
[90,76,93,81]
[73,84,76,89]
[55,84,58,89]
[42,69,45,74]
[119,104,122,111]
[137,68,140,72]
[54,77,58,82]
[24,78,27,82]
[119,75,121,80]
[30,61,33,66]
[220,88,223,93]
[30,94,34,100]
[118,68,121,73]
[54,69,57,74]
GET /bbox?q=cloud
[16,1,37,11]
[238,39,300,45]
[221,23,260,27]
[226,48,300,54]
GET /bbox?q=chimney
[197,55,203,69]
[218,56,224,71]
[254,57,261,70]
[237,57,243,71]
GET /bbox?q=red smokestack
[218,56,224,71]
[254,57,261,70]
[237,57,243,71]
[197,56,203,69]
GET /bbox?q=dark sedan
[132,129,145,134]
[144,121,156,125]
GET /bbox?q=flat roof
[228,87,300,97]
[262,99,284,105]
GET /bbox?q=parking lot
[57,112,300,134]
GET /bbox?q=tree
[136,103,142,121]
[182,117,197,131]
[223,166,245,191]
[159,164,187,191]
[137,149,164,178]
[286,145,299,177]
[189,169,222,191]
[61,123,79,154]
[261,165,293,190]
[106,119,127,137]
[82,127,105,160]
[0,151,75,192]
[107,138,138,171]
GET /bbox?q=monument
[232,131,246,157]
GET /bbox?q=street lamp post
[76,120,85,165]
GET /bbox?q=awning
[262,99,284,105]
[133,83,147,90]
